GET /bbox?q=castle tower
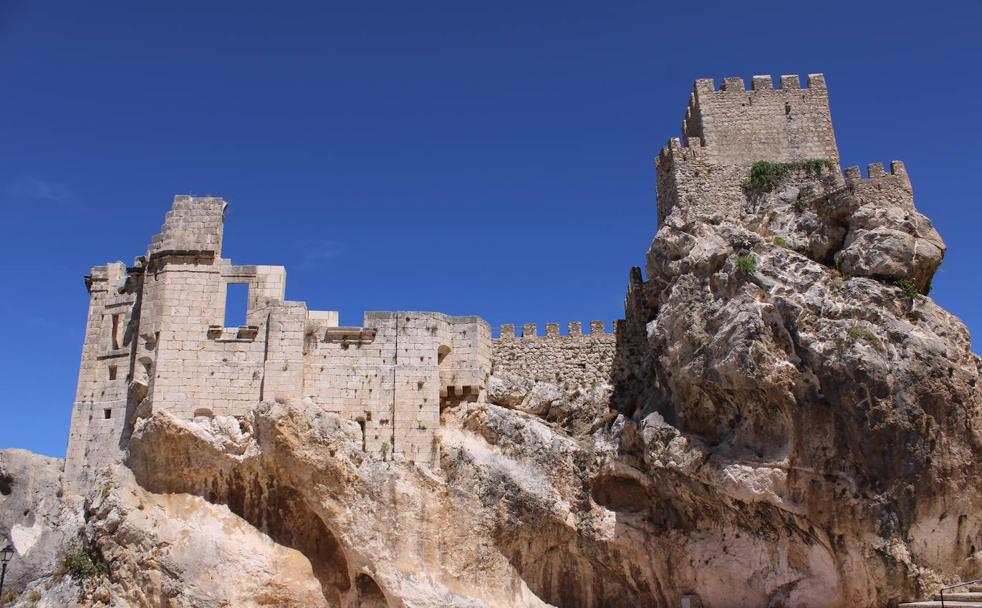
[64,261,144,487]
[66,196,295,487]
[65,195,496,483]
[656,74,840,223]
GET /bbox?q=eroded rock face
[124,403,554,608]
[2,81,980,608]
[613,162,982,606]
[82,467,329,608]
[0,450,76,594]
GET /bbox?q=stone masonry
[67,72,898,489]
[492,321,616,389]
[657,73,838,224]
[65,196,617,486]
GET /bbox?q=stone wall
[682,74,838,166]
[658,73,841,225]
[302,312,491,463]
[64,262,142,487]
[65,195,496,479]
[492,321,616,388]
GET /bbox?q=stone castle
[2,71,968,607]
[65,72,917,486]
[64,202,616,483]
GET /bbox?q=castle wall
[655,138,750,225]
[492,321,616,388]
[301,312,491,464]
[66,192,599,479]
[683,74,838,166]
[843,161,913,208]
[64,262,141,486]
[302,321,394,458]
[146,263,261,418]
[658,73,841,225]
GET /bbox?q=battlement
[668,73,838,168]
[657,136,703,162]
[492,320,619,388]
[496,320,618,339]
[655,73,841,225]
[689,73,827,95]
[842,160,910,186]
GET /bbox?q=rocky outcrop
[124,403,553,608]
[0,450,76,595]
[1,76,980,608]
[613,162,982,605]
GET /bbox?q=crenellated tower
[656,73,840,224]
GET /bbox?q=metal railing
[939,578,982,607]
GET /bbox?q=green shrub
[894,278,919,300]
[735,254,757,274]
[741,159,835,193]
[847,325,881,349]
[58,535,108,580]
[773,236,787,248]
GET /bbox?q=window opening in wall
[108,365,118,380]
[357,418,366,452]
[224,283,249,327]
[110,313,123,350]
[103,408,112,420]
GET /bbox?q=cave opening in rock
[353,573,387,607]
[223,476,352,605]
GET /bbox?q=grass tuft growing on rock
[56,534,108,581]
[773,236,787,248]
[742,159,835,193]
[847,325,882,350]
[894,278,919,300]
[735,254,757,274]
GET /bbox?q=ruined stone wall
[655,137,751,224]
[491,321,616,388]
[302,312,491,463]
[145,263,262,418]
[147,196,225,258]
[67,195,612,478]
[64,262,141,486]
[302,323,393,458]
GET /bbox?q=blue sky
[2,1,980,458]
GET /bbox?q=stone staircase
[900,581,982,607]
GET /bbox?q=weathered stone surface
[83,467,329,608]
[125,401,552,608]
[2,73,980,608]
[0,450,75,594]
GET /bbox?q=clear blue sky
[2,1,980,458]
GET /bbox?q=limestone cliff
[0,73,980,608]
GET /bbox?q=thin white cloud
[293,238,343,266]
[6,176,74,206]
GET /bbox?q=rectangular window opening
[103,408,112,420]
[110,313,122,350]
[108,365,118,381]
[224,283,250,328]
